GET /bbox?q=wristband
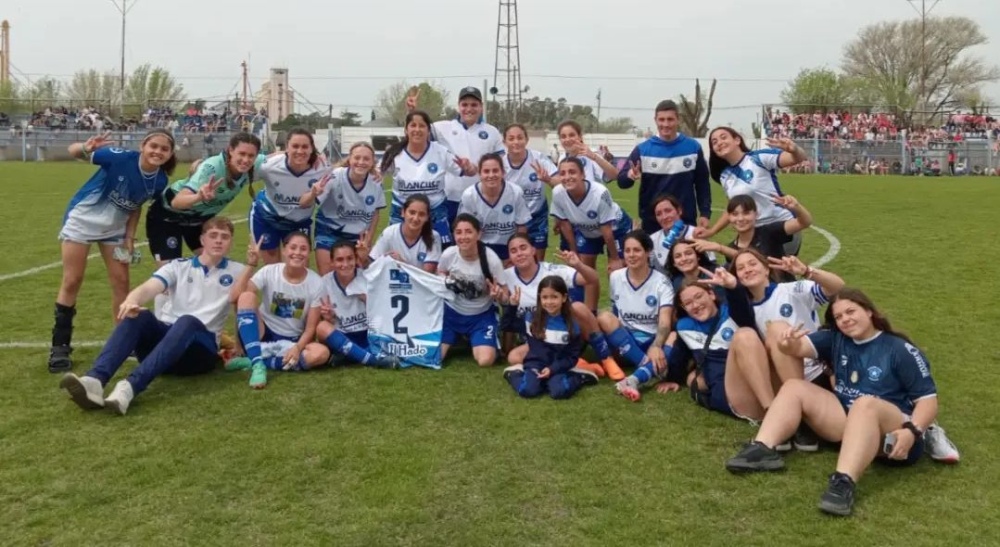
[902,421,923,439]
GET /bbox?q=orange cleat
[601,357,626,381]
[574,358,606,378]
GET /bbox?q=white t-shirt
[389,142,462,211]
[315,166,386,237]
[431,118,504,202]
[438,245,506,316]
[152,257,246,336]
[752,280,829,381]
[251,263,325,337]
[549,181,618,239]
[457,182,532,246]
[609,268,675,335]
[322,269,368,334]
[504,149,557,215]
[718,149,794,226]
[256,155,330,223]
[370,223,442,267]
[363,256,455,369]
[501,262,579,319]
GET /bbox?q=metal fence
[785,133,998,176]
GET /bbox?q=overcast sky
[4,0,999,134]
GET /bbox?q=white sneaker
[104,380,134,416]
[59,373,105,410]
[502,364,524,381]
[924,423,960,464]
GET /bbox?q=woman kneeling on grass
[502,276,600,399]
[227,232,330,388]
[724,288,943,516]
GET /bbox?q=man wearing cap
[616,99,711,234]
[407,86,504,229]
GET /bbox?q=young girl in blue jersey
[616,267,776,414]
[314,242,396,368]
[49,129,177,373]
[502,275,600,399]
[725,288,943,517]
[597,231,675,387]
[556,120,620,183]
[703,127,809,255]
[228,232,331,389]
[358,194,442,274]
[457,153,531,262]
[502,123,561,261]
[438,214,506,367]
[380,110,476,246]
[147,132,261,267]
[648,194,710,275]
[249,128,328,265]
[299,142,384,275]
[550,157,631,314]
[501,234,613,379]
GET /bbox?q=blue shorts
[486,242,509,261]
[314,223,360,251]
[442,305,499,348]
[558,211,632,257]
[390,202,453,246]
[445,200,460,226]
[249,201,312,251]
[630,329,654,353]
[499,304,524,335]
[701,361,737,417]
[526,210,549,250]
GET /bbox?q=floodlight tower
[0,20,10,86]
[491,0,523,123]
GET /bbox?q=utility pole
[111,0,139,108]
[596,89,602,131]
[907,0,940,120]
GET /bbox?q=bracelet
[803,266,814,279]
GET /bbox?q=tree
[600,117,634,133]
[374,81,450,125]
[677,79,717,137]
[28,77,62,103]
[338,109,362,127]
[66,69,117,108]
[841,16,1000,120]
[124,64,186,114]
[0,80,26,114]
[780,68,860,114]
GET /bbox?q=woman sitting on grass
[502,275,600,399]
[724,288,943,516]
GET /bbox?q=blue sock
[606,327,649,367]
[634,344,673,384]
[324,330,374,365]
[236,310,263,362]
[588,332,612,360]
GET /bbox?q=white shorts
[59,206,127,245]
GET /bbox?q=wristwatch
[902,421,924,439]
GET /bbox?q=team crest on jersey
[561,333,570,343]
[780,303,793,317]
[417,252,427,262]
[651,162,658,168]
[683,158,693,168]
[478,130,489,140]
[586,210,598,219]
[840,355,849,368]
[741,169,753,182]
[428,163,439,174]
[502,204,514,215]
[219,274,234,287]
[645,295,657,307]
[365,196,376,206]
[109,147,126,154]
[166,237,178,249]
[389,269,411,284]
[529,173,538,182]
[721,327,734,341]
[866,366,883,382]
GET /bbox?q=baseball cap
[458,86,483,102]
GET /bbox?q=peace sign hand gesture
[508,286,521,307]
[627,160,642,181]
[777,322,808,351]
[455,157,476,176]
[698,266,738,290]
[197,175,223,203]
[765,137,797,153]
[310,172,332,199]
[767,255,808,277]
[556,249,582,268]
[770,194,799,209]
[84,131,114,153]
[247,236,264,267]
[319,296,334,322]
[531,161,553,183]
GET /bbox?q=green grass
[0,163,997,546]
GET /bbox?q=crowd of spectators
[764,107,1000,144]
[0,104,268,135]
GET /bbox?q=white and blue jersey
[60,147,168,243]
[649,220,700,275]
[502,262,579,321]
[363,256,455,369]
[388,141,463,243]
[807,330,937,416]
[369,223,442,268]
[609,268,674,348]
[751,280,829,381]
[457,182,531,259]
[718,149,793,226]
[558,152,607,183]
[152,256,246,340]
[431,118,504,204]
[522,311,583,374]
[616,134,710,232]
[249,155,328,250]
[550,181,631,256]
[506,150,557,249]
[314,167,386,249]
[323,269,369,347]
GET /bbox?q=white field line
[0,218,248,283]
[808,225,842,268]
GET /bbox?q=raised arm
[773,195,813,235]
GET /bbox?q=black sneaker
[818,472,856,516]
[794,424,820,452]
[725,441,786,473]
[503,364,524,381]
[48,345,73,374]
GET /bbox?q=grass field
[0,162,997,546]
